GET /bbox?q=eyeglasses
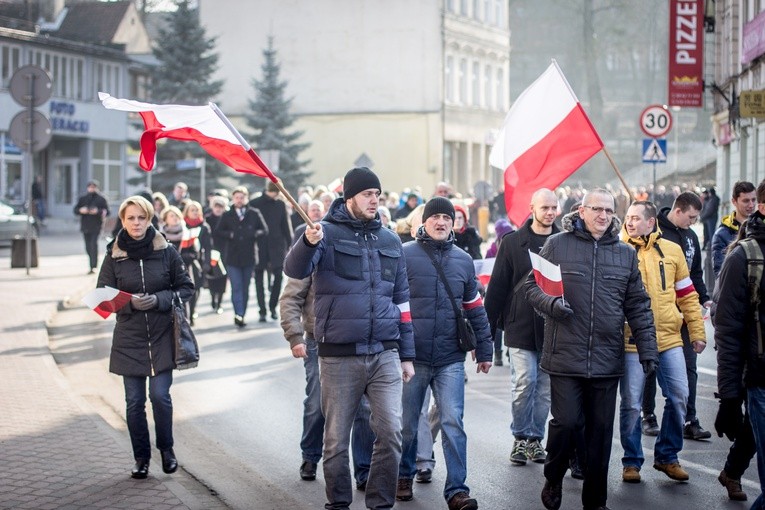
[582,205,615,216]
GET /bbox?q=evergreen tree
[246,37,311,195]
[139,0,230,198]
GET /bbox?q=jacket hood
[561,211,622,241]
[720,213,740,231]
[326,197,382,231]
[109,226,169,259]
[745,211,765,240]
[657,207,679,233]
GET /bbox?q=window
[447,0,455,12]
[495,0,504,27]
[446,56,454,102]
[484,0,492,24]
[459,59,467,104]
[496,67,505,110]
[473,0,481,21]
[460,0,468,16]
[472,61,480,106]
[91,140,123,202]
[0,43,21,88]
[484,65,492,108]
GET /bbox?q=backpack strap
[741,238,764,355]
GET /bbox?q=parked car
[0,199,36,246]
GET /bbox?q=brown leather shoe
[448,491,478,510]
[396,478,413,501]
[622,466,641,483]
[718,469,747,501]
[653,462,689,481]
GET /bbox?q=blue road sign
[642,138,667,163]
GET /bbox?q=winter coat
[715,211,765,397]
[524,212,658,378]
[249,194,293,270]
[485,219,514,259]
[620,225,705,353]
[403,227,493,366]
[215,206,268,268]
[73,191,109,234]
[711,213,740,277]
[97,230,194,377]
[454,227,483,260]
[279,274,316,348]
[284,197,414,360]
[657,207,709,303]
[484,218,558,351]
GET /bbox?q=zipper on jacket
[365,230,374,345]
[587,241,598,377]
[139,259,155,376]
[659,260,666,290]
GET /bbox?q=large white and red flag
[473,258,495,287]
[528,250,564,298]
[99,92,276,180]
[489,61,603,227]
[81,286,133,319]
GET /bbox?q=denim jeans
[681,324,699,422]
[400,362,468,502]
[747,387,765,510]
[255,264,284,316]
[320,350,402,510]
[123,370,173,460]
[302,337,374,482]
[227,264,253,317]
[415,387,437,471]
[509,347,550,441]
[620,348,688,468]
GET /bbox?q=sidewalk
[0,220,228,510]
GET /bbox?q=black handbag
[172,292,199,370]
[425,248,478,353]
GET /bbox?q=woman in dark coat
[97,195,194,480]
[453,204,483,259]
[204,196,229,313]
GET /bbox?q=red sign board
[742,10,765,64]
[668,0,704,108]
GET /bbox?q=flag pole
[209,103,315,229]
[601,146,635,201]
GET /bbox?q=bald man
[484,189,559,466]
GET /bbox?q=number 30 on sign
[640,104,673,138]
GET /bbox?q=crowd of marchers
[78,169,765,510]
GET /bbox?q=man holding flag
[525,188,657,510]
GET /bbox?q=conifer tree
[246,37,311,195]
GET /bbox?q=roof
[54,1,131,44]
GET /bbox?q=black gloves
[715,398,744,441]
[131,293,157,311]
[641,359,657,376]
[551,298,574,320]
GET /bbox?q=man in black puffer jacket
[526,188,658,510]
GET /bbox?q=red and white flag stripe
[675,276,696,299]
[397,302,412,323]
[473,258,495,287]
[81,286,133,319]
[528,250,564,298]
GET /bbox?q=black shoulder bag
[425,248,478,352]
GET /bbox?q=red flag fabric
[99,92,274,179]
[473,258,495,288]
[81,286,133,319]
[489,62,604,227]
[528,250,564,298]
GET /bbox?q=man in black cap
[396,196,492,510]
[73,180,109,274]
[285,167,415,510]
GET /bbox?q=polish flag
[528,250,564,297]
[81,286,134,319]
[99,92,276,180]
[489,61,603,227]
[473,258,495,287]
[180,227,199,250]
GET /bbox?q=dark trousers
[255,264,283,316]
[83,231,99,270]
[545,375,619,510]
[643,324,699,422]
[725,402,757,479]
[123,370,173,460]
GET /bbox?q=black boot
[131,458,149,479]
[161,448,178,474]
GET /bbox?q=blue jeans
[227,264,253,317]
[415,387,438,471]
[123,370,174,460]
[509,347,550,440]
[320,350,402,510]
[748,387,765,510]
[620,348,688,468]
[400,362,468,501]
[302,337,374,484]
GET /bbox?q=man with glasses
[651,192,712,441]
[526,188,658,510]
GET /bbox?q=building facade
[199,0,509,197]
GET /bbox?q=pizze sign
[669,0,704,108]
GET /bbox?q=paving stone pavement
[0,224,228,510]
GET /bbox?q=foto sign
[640,104,673,138]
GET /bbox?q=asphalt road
[11,227,758,510]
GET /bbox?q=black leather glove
[715,398,744,441]
[550,298,573,320]
[131,293,157,311]
[641,359,657,376]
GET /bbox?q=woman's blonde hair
[182,200,203,217]
[160,205,184,223]
[119,195,154,222]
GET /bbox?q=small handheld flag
[473,259,495,287]
[528,250,564,298]
[81,286,133,319]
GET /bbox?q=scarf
[118,226,156,261]
[185,217,204,228]
[162,223,185,242]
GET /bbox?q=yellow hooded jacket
[621,225,706,353]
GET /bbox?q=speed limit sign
[640,104,673,138]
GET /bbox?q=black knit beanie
[422,196,455,222]
[343,167,381,199]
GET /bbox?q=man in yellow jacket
[619,201,706,484]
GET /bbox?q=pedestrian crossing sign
[642,138,667,163]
